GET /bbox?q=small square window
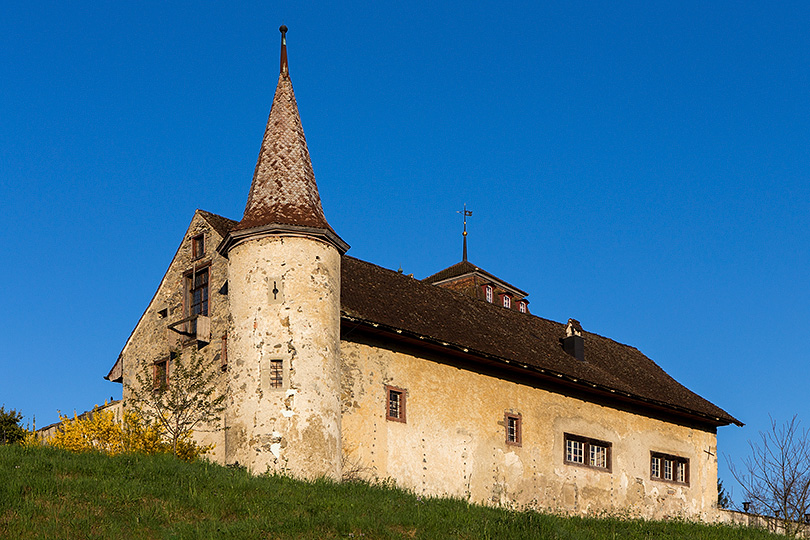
[564,433,611,471]
[192,234,205,260]
[505,413,522,446]
[386,385,406,423]
[269,359,283,388]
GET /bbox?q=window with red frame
[385,385,406,422]
[505,412,522,446]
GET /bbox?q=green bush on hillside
[0,406,26,445]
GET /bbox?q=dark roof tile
[341,256,739,427]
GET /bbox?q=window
[192,234,205,260]
[485,285,493,303]
[190,268,209,317]
[503,295,511,309]
[186,266,209,334]
[269,359,283,388]
[651,452,689,485]
[564,434,612,471]
[261,357,286,391]
[505,413,522,446]
[566,438,584,464]
[519,301,527,313]
[385,385,406,422]
[153,357,169,390]
[590,444,608,469]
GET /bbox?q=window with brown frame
[650,452,689,485]
[185,266,209,334]
[564,433,612,471]
[505,412,522,446]
[153,358,169,391]
[385,385,406,422]
[192,234,205,260]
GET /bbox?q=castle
[105,27,740,519]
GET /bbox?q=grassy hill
[0,445,780,539]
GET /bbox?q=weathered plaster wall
[226,235,342,479]
[340,339,719,520]
[120,211,229,461]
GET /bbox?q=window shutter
[196,315,211,343]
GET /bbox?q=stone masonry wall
[120,211,229,461]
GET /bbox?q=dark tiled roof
[128,210,738,426]
[234,69,335,234]
[423,260,528,297]
[198,210,238,238]
[422,260,479,283]
[341,256,740,427]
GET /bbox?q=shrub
[48,408,210,460]
[0,406,27,445]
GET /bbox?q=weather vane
[457,204,473,262]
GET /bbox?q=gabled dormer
[423,260,530,313]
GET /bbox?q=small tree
[729,415,810,537]
[0,406,27,445]
[718,478,732,509]
[128,348,226,457]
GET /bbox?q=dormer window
[485,285,493,303]
[519,301,526,313]
[503,295,511,309]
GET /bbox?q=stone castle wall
[119,211,229,461]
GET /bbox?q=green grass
[0,445,780,540]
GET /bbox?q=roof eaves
[340,312,741,428]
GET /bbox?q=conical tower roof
[227,26,347,253]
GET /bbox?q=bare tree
[729,415,810,537]
[127,349,226,457]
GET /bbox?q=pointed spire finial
[224,23,349,255]
[457,204,473,262]
[279,25,289,77]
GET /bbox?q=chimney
[562,318,585,361]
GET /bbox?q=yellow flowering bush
[49,408,210,461]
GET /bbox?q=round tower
[218,26,349,479]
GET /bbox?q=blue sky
[2,2,808,504]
